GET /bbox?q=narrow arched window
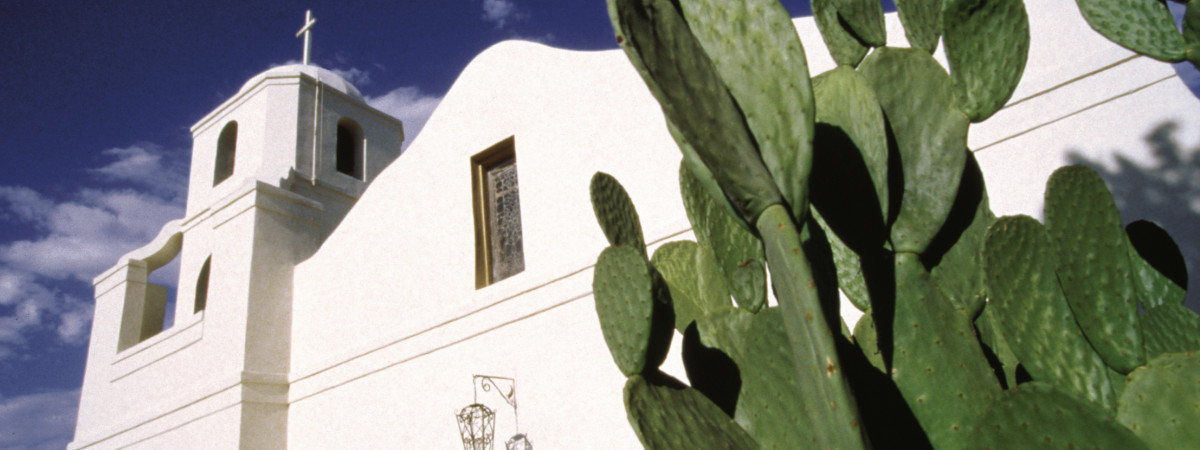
[194,256,211,313]
[214,121,237,185]
[336,118,363,180]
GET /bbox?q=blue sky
[4,1,1199,448]
[0,1,825,448]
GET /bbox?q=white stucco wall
[290,7,1200,447]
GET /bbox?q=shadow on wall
[1067,122,1200,313]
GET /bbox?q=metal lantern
[455,403,495,450]
[505,433,532,450]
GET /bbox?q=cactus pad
[1117,352,1200,450]
[859,47,969,254]
[1076,0,1188,62]
[892,252,1001,448]
[651,240,732,331]
[1126,220,1187,309]
[594,245,672,376]
[895,0,944,53]
[813,0,870,67]
[591,172,647,255]
[984,215,1118,410]
[942,0,1030,122]
[967,382,1149,449]
[676,0,817,221]
[695,308,825,448]
[1141,304,1200,357]
[1045,165,1145,372]
[680,163,768,315]
[624,373,758,449]
[608,0,783,222]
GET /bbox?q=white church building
[70,4,1200,448]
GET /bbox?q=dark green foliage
[813,0,870,67]
[891,252,1000,448]
[592,1,1197,447]
[1141,304,1200,357]
[1045,165,1145,372]
[1116,352,1200,449]
[651,241,731,332]
[967,382,1149,449]
[1127,220,1188,308]
[624,373,758,449]
[1076,0,1189,62]
[676,0,817,223]
[859,47,969,254]
[983,215,1117,411]
[756,204,869,448]
[591,172,647,255]
[942,0,1030,122]
[607,0,783,224]
[594,245,673,376]
[679,163,768,313]
[894,0,943,52]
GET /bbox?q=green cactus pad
[676,0,816,222]
[1077,0,1188,62]
[680,163,768,316]
[853,308,886,372]
[811,209,872,311]
[984,215,1117,411]
[967,382,1149,449]
[730,261,767,313]
[859,47,969,254]
[942,0,1030,122]
[695,308,827,448]
[813,0,870,67]
[594,245,673,376]
[1117,352,1200,450]
[1186,1,1200,45]
[608,0,783,223]
[624,373,758,449]
[1045,165,1145,372]
[892,252,1001,448]
[591,172,647,255]
[1126,220,1187,309]
[1141,304,1200,357]
[975,304,1021,389]
[756,204,869,448]
[651,240,732,331]
[895,0,944,53]
[831,0,887,47]
[813,67,889,218]
[929,157,995,317]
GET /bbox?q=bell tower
[71,12,404,449]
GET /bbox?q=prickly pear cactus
[589,1,1197,448]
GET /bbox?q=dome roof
[239,64,363,100]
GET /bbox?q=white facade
[73,5,1199,449]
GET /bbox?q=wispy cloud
[482,0,528,29]
[0,143,186,361]
[366,86,443,149]
[0,389,79,450]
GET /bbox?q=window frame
[471,136,524,288]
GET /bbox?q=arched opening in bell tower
[336,118,363,180]
[214,121,238,185]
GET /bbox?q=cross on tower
[296,10,317,65]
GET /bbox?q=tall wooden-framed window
[472,136,524,288]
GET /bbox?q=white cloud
[366,86,443,149]
[0,143,186,361]
[482,0,528,29]
[0,389,79,450]
[330,67,371,87]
